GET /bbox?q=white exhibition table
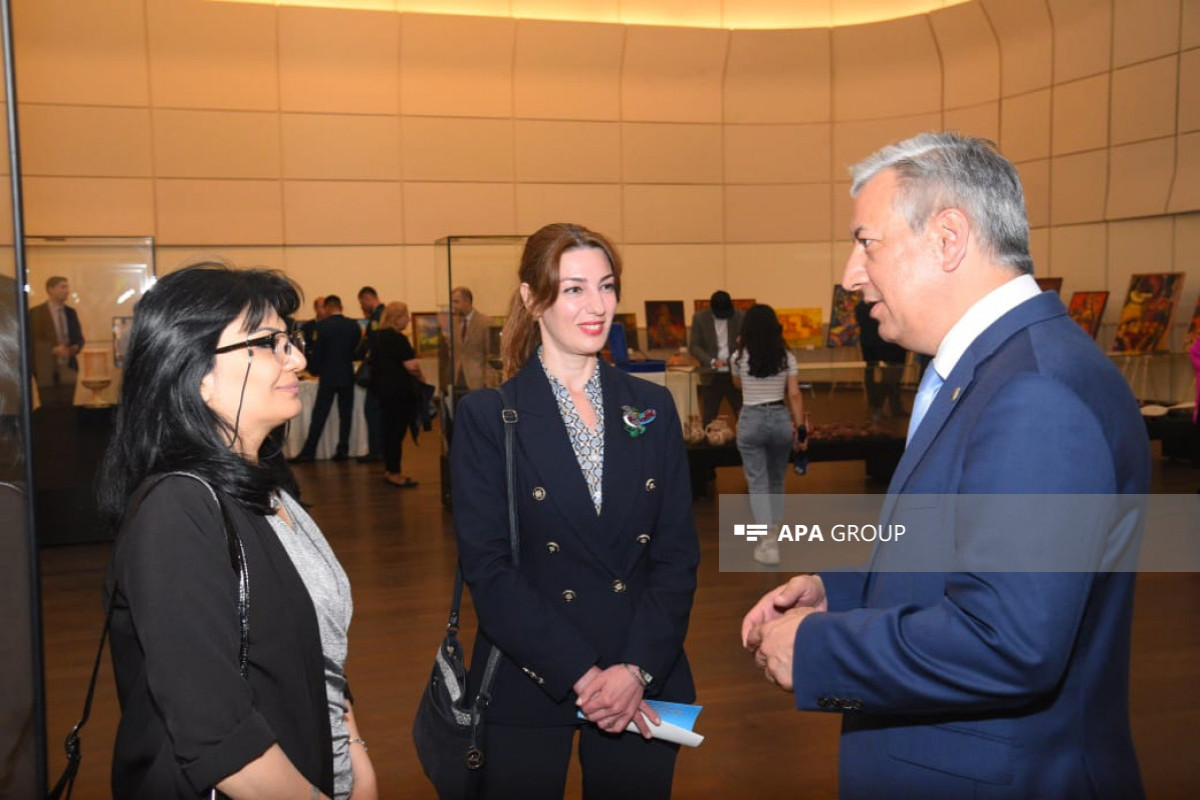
[285,380,369,459]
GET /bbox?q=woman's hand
[345,705,377,800]
[575,664,647,736]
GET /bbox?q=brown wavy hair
[501,223,622,378]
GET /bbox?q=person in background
[299,296,328,359]
[30,276,85,407]
[855,298,908,421]
[730,304,806,566]
[355,287,385,464]
[371,301,423,489]
[291,296,363,463]
[689,290,744,425]
[452,222,699,799]
[450,286,490,393]
[743,133,1150,798]
[97,263,375,800]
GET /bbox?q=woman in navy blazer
[451,223,699,799]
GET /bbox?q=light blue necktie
[907,366,945,445]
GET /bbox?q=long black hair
[737,304,789,379]
[96,262,301,530]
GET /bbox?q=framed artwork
[613,312,639,351]
[825,286,863,348]
[644,301,686,349]
[693,297,756,313]
[1110,273,1186,354]
[777,308,824,349]
[1184,296,1200,349]
[411,312,442,357]
[1035,277,1064,296]
[1066,292,1109,339]
[112,316,133,368]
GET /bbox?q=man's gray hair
[849,132,1033,275]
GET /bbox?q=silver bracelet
[349,737,369,751]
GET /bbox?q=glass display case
[433,235,526,400]
[24,235,155,545]
[24,235,155,408]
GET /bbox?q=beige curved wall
[10,0,1200,342]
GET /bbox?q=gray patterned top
[539,347,605,515]
[265,491,354,800]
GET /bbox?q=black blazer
[105,475,333,798]
[452,359,699,726]
[308,314,363,388]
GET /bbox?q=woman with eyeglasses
[97,263,376,799]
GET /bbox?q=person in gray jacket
[689,290,744,425]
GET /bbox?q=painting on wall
[693,297,756,313]
[1184,297,1200,349]
[825,286,863,348]
[411,312,442,357]
[644,301,686,349]
[1110,273,1186,354]
[613,313,639,351]
[1066,292,1109,339]
[777,308,824,349]
[1035,277,1064,296]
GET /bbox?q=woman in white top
[730,304,806,565]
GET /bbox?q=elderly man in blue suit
[743,133,1149,798]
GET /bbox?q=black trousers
[479,722,679,800]
[300,382,354,456]
[362,389,382,457]
[701,371,742,425]
[379,395,411,474]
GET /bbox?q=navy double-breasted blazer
[451,358,699,726]
[794,291,1150,798]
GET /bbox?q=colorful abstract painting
[1066,292,1109,339]
[777,308,824,349]
[1184,296,1200,349]
[825,286,863,347]
[1110,273,1186,354]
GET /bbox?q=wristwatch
[626,663,653,687]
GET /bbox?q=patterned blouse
[538,347,605,515]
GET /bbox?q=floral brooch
[621,406,657,437]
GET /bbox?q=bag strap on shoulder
[448,387,519,713]
[48,473,249,800]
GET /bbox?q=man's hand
[745,606,818,691]
[576,664,646,735]
[740,574,827,647]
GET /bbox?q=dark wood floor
[39,390,1200,798]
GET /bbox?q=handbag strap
[448,386,520,713]
[47,474,249,800]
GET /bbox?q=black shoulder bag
[413,387,519,800]
[47,473,249,800]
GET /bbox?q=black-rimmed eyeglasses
[214,330,305,362]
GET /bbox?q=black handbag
[354,360,373,388]
[413,387,519,799]
[47,473,249,800]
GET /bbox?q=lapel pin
[951,387,961,402]
[621,406,657,437]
